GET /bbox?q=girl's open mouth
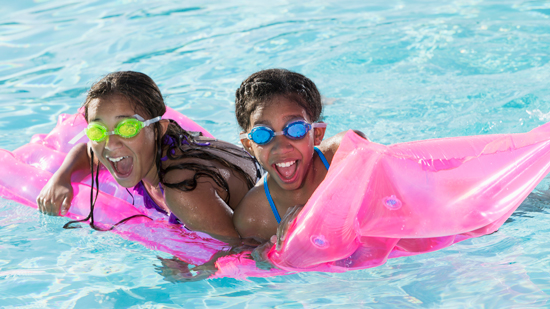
[273,160,299,183]
[109,156,134,178]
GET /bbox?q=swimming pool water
[1,0,550,307]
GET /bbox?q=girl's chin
[113,176,139,188]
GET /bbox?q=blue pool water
[1,0,550,307]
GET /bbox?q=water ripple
[1,0,550,307]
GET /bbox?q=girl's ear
[159,119,170,136]
[313,122,326,146]
[240,132,253,154]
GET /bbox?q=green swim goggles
[69,114,162,144]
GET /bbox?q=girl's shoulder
[317,131,346,164]
[233,180,277,241]
[318,130,368,164]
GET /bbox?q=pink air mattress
[1,109,548,278]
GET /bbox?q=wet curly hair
[66,71,259,231]
[82,71,255,197]
[235,69,323,131]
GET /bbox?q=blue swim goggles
[240,120,327,145]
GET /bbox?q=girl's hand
[276,205,304,251]
[250,237,277,270]
[251,205,304,270]
[37,175,73,216]
[36,143,90,216]
[156,256,215,282]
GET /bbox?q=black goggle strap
[126,188,135,206]
[63,150,100,229]
[63,150,152,231]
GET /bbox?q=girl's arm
[233,186,278,243]
[37,143,92,215]
[162,170,241,243]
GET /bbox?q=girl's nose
[270,135,293,154]
[104,134,123,150]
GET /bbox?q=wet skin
[234,95,345,242]
[39,95,258,240]
[86,96,161,190]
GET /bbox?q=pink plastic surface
[0,109,547,278]
[268,125,550,271]
[0,108,286,279]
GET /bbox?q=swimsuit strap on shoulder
[264,177,282,224]
[314,147,330,170]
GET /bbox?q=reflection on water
[509,192,550,222]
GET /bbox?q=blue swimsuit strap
[264,177,282,224]
[314,147,330,170]
[265,147,330,224]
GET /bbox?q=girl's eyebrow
[115,114,134,119]
[282,114,306,122]
[90,114,134,122]
[252,114,307,128]
[253,120,272,126]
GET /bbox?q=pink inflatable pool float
[270,125,550,271]
[1,108,548,278]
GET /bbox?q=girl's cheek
[91,143,105,159]
[90,144,98,154]
[257,146,269,159]
[251,147,267,165]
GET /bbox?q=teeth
[108,156,128,163]
[276,161,296,168]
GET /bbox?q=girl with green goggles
[39,71,261,245]
[69,114,161,144]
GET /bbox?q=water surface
[1,0,550,307]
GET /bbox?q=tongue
[114,157,133,176]
[276,162,297,180]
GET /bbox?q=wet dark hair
[235,68,323,131]
[65,71,256,231]
[81,71,167,185]
[82,71,166,122]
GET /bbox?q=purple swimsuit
[133,181,182,224]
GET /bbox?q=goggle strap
[239,132,248,140]
[68,130,87,145]
[142,116,162,127]
[133,114,145,121]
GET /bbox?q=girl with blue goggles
[240,120,327,145]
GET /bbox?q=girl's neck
[141,178,169,213]
[302,154,327,193]
[142,163,160,188]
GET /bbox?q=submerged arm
[37,143,92,215]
